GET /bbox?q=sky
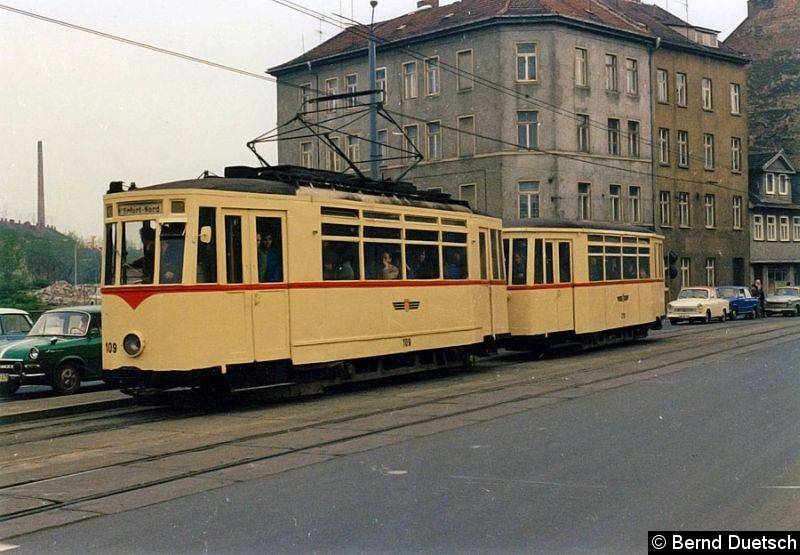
[0,0,749,239]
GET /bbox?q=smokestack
[37,141,45,229]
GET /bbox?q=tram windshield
[118,220,186,285]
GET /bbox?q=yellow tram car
[503,220,666,351]
[101,166,508,392]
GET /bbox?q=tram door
[479,230,494,333]
[251,212,290,362]
[536,239,574,332]
[553,240,574,331]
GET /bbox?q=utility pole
[368,0,380,180]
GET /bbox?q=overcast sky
[0,0,748,239]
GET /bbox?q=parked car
[667,286,729,325]
[0,305,102,396]
[717,286,759,320]
[764,286,800,317]
[0,308,33,343]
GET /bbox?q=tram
[503,220,665,351]
[101,165,509,393]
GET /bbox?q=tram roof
[503,218,656,235]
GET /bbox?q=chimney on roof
[417,0,439,8]
[37,140,45,230]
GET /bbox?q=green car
[0,305,102,396]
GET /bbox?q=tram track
[1,318,798,539]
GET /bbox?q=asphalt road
[7,328,800,554]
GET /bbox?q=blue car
[0,308,33,343]
[717,286,759,320]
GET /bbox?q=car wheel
[53,363,81,395]
[0,381,20,397]
[719,309,727,322]
[728,309,737,321]
[705,310,712,324]
[795,306,800,317]
[747,310,755,320]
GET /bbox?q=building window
[425,57,440,96]
[377,129,388,167]
[609,184,622,222]
[403,125,419,160]
[705,258,716,287]
[456,50,473,91]
[457,115,475,157]
[629,186,641,223]
[345,74,358,107]
[325,77,338,111]
[659,191,671,227]
[375,67,387,100]
[677,130,689,167]
[605,54,618,91]
[300,83,313,108]
[575,48,588,87]
[730,83,741,115]
[702,77,713,110]
[327,136,341,171]
[628,121,640,158]
[519,181,540,218]
[300,142,312,168]
[793,216,800,241]
[780,216,790,241]
[517,111,539,149]
[767,215,777,241]
[657,69,669,103]
[731,137,742,172]
[659,128,670,165]
[679,192,690,227]
[733,196,742,230]
[703,134,715,169]
[680,257,691,288]
[676,73,687,106]
[704,194,716,228]
[625,58,638,95]
[753,215,764,240]
[608,119,621,156]
[766,173,776,194]
[577,114,590,153]
[517,43,537,81]
[426,121,442,160]
[779,174,790,195]
[459,183,477,206]
[403,62,418,99]
[578,182,591,220]
[347,135,361,165]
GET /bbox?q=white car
[764,286,800,317]
[667,286,729,324]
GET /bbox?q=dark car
[0,305,102,396]
[717,286,759,320]
[0,308,33,343]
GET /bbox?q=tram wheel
[53,363,81,395]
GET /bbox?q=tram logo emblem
[393,299,421,312]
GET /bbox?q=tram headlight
[28,347,39,361]
[123,333,144,357]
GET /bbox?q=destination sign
[118,202,162,216]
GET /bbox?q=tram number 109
[105,342,118,354]
[402,338,412,348]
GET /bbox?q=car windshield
[678,288,709,300]
[29,312,89,337]
[774,287,800,297]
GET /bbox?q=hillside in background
[0,220,100,310]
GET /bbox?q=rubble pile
[36,281,101,306]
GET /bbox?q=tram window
[545,242,555,284]
[196,207,217,283]
[533,239,544,284]
[121,220,155,285]
[322,223,359,237]
[491,230,503,280]
[363,211,400,221]
[104,223,117,286]
[406,229,438,242]
[406,215,437,224]
[605,246,621,281]
[322,241,359,280]
[622,246,638,280]
[503,239,510,283]
[558,242,571,283]
[225,216,243,284]
[256,216,284,283]
[443,232,467,244]
[639,247,651,278]
[364,242,402,280]
[442,218,466,227]
[511,238,528,285]
[479,233,488,280]
[443,246,468,279]
[364,226,401,240]
[321,206,358,218]
[406,244,439,279]
[159,222,185,284]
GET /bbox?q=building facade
[749,150,800,292]
[269,0,749,298]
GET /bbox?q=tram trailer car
[503,220,666,352]
[101,166,509,393]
